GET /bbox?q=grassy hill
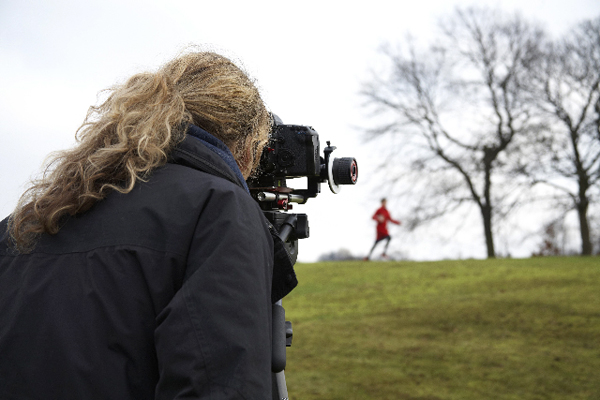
[282,257,600,400]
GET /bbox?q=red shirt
[373,206,400,240]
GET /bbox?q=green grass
[282,257,600,400]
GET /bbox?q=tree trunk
[573,143,593,255]
[481,204,496,258]
[482,150,496,259]
[576,194,593,255]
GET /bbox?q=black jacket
[0,135,274,399]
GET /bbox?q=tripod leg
[272,371,289,400]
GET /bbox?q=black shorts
[375,235,391,243]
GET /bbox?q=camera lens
[332,157,358,185]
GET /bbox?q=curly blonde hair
[8,51,270,252]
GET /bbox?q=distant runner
[365,198,400,260]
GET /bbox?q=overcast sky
[1,0,599,261]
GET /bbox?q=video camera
[248,114,358,400]
[248,114,358,263]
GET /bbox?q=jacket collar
[169,132,248,192]
[185,125,249,192]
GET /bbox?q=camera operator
[0,51,276,399]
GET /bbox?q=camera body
[259,123,321,179]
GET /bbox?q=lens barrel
[332,157,358,185]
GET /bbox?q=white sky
[1,0,599,262]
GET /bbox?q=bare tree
[523,17,600,255]
[361,7,545,258]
